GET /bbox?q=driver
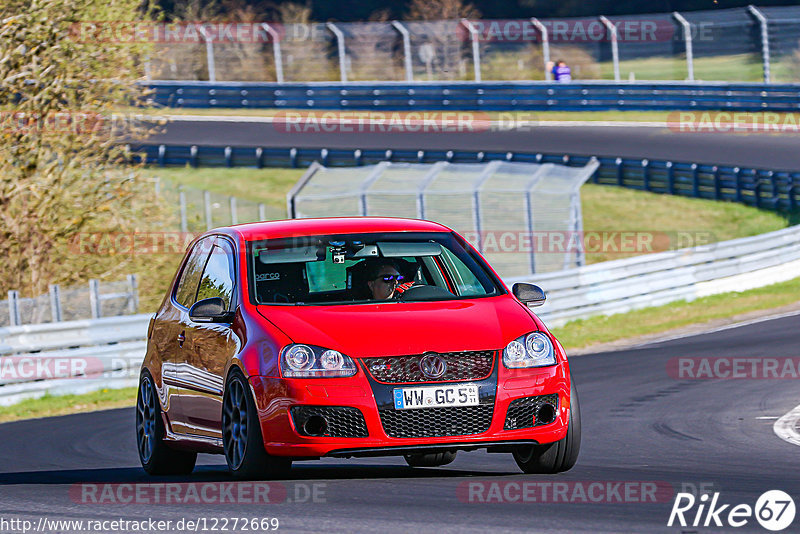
[366,260,405,300]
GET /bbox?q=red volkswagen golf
[136,217,580,478]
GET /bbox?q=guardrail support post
[204,190,213,230]
[642,159,650,191]
[672,12,695,81]
[261,23,284,83]
[767,171,781,211]
[755,175,765,208]
[530,18,551,81]
[666,162,675,194]
[599,16,620,82]
[89,279,101,319]
[326,22,348,83]
[713,166,721,200]
[179,186,188,233]
[49,284,62,322]
[127,274,139,314]
[615,157,624,186]
[8,290,20,326]
[391,21,414,82]
[748,5,771,83]
[691,163,699,198]
[197,25,216,82]
[734,167,743,203]
[230,196,238,225]
[258,203,267,221]
[461,19,482,82]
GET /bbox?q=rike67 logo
[668,490,795,531]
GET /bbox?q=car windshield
[247,232,502,305]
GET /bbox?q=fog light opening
[536,403,557,425]
[303,415,329,436]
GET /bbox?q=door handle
[177,331,185,347]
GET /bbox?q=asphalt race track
[2,314,799,533]
[150,119,800,171]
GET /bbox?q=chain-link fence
[145,6,800,83]
[2,276,139,327]
[153,178,286,233]
[289,160,599,277]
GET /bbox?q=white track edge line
[774,403,800,447]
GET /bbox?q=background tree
[0,0,160,297]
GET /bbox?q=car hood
[256,296,539,358]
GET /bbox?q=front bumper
[249,357,571,458]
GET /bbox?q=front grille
[290,406,369,438]
[378,404,494,438]
[504,394,559,430]
[363,350,495,384]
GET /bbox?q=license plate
[393,384,479,410]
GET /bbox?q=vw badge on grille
[419,353,446,379]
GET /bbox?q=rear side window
[196,240,236,309]
[174,237,214,308]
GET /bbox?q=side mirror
[189,297,235,323]
[512,283,546,307]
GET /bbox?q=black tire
[136,370,197,476]
[404,451,457,468]
[512,382,581,474]
[222,370,292,479]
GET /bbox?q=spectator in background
[551,60,572,83]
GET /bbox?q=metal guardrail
[516,224,800,326]
[145,81,800,112]
[0,314,150,405]
[132,144,800,212]
[3,275,139,327]
[1,222,798,404]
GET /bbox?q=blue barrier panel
[144,81,800,112]
[130,143,799,212]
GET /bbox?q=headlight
[503,332,556,368]
[280,344,357,378]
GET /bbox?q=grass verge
[580,183,789,263]
[0,387,137,424]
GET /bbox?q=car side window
[174,237,214,308]
[439,247,487,296]
[196,239,236,310]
